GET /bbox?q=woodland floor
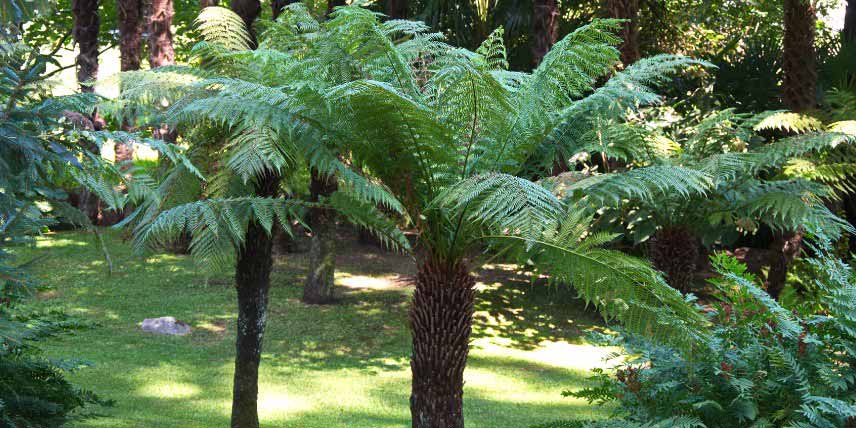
[13,229,615,428]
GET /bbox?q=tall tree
[148,0,175,68]
[782,0,816,112]
[531,0,559,66]
[227,3,276,427]
[606,0,640,65]
[116,0,144,164]
[71,0,100,93]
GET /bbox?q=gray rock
[141,316,191,336]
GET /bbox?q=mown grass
[12,230,613,428]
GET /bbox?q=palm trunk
[303,169,337,304]
[148,0,175,68]
[385,0,408,19]
[72,0,99,93]
[782,0,817,112]
[410,258,475,428]
[116,0,143,165]
[531,0,559,66]
[606,0,640,66]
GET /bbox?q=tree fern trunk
[72,0,99,93]
[410,258,475,428]
[231,0,262,48]
[606,0,640,66]
[148,0,175,68]
[303,169,337,305]
[385,0,408,19]
[648,226,699,293]
[116,0,143,165]
[231,174,279,428]
[327,0,346,17]
[531,0,559,66]
[782,0,817,112]
[229,3,272,428]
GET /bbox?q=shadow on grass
[472,264,606,350]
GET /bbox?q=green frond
[196,6,252,51]
[750,111,823,134]
[327,191,410,252]
[475,27,508,70]
[564,166,712,207]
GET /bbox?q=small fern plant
[571,235,856,428]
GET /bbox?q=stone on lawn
[141,316,191,336]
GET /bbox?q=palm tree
[605,0,639,65]
[325,13,712,428]
[782,0,816,112]
[109,6,408,427]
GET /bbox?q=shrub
[570,237,856,428]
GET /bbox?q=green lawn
[14,230,613,428]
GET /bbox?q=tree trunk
[228,4,273,428]
[148,0,175,68]
[385,0,408,19]
[116,0,143,164]
[606,0,640,66]
[302,169,338,304]
[326,0,346,17]
[845,0,855,44]
[72,0,99,93]
[765,229,804,300]
[531,0,559,66]
[200,0,218,8]
[231,0,261,47]
[230,175,279,428]
[409,258,475,428]
[782,0,817,112]
[648,226,700,293]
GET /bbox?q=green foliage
[570,238,856,428]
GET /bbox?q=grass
[12,229,613,428]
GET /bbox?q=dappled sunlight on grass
[20,230,613,428]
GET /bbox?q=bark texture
[118,0,144,71]
[410,259,476,428]
[531,0,559,66]
[606,0,640,66]
[385,0,408,19]
[117,0,144,164]
[782,0,817,112]
[765,229,804,300]
[302,169,338,305]
[648,226,700,293]
[231,175,279,428]
[72,0,99,93]
[147,0,175,68]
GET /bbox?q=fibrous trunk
[606,0,640,66]
[782,0,817,112]
[117,0,143,164]
[72,0,99,93]
[231,0,262,47]
[648,226,699,293]
[765,229,804,300]
[531,0,559,66]
[302,169,337,305]
[231,174,279,428]
[385,0,408,19]
[410,258,475,428]
[148,0,175,68]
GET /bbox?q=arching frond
[197,6,252,51]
